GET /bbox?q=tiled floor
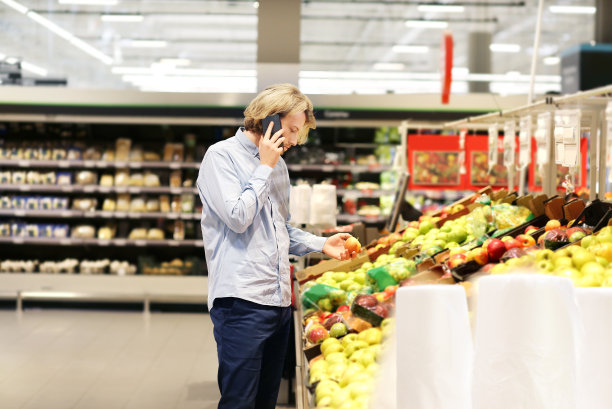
[0,309,295,409]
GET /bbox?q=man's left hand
[322,233,358,261]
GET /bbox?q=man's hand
[259,121,284,168]
[322,233,359,261]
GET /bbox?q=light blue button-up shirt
[197,128,327,308]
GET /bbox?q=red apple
[307,325,329,344]
[500,236,514,243]
[504,238,521,251]
[354,294,377,308]
[336,305,350,313]
[470,247,489,266]
[447,253,468,269]
[545,219,561,232]
[481,238,493,250]
[344,237,362,254]
[486,238,507,262]
[516,234,536,248]
[525,225,538,235]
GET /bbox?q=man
[197,83,356,409]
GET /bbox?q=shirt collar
[236,127,260,158]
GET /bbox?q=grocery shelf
[0,209,200,220]
[287,163,391,173]
[0,184,198,194]
[0,237,202,247]
[0,159,201,170]
[337,213,388,224]
[336,189,395,198]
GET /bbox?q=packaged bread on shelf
[83,147,102,161]
[115,169,129,186]
[169,170,182,188]
[116,194,130,211]
[160,195,170,212]
[143,151,161,161]
[102,198,116,211]
[146,198,160,212]
[26,171,41,185]
[99,174,114,187]
[12,171,26,185]
[75,171,97,185]
[129,173,144,187]
[163,143,184,162]
[56,172,72,185]
[129,197,146,212]
[72,197,98,212]
[173,220,185,240]
[97,225,116,240]
[147,228,165,240]
[0,171,10,184]
[128,228,147,240]
[71,225,96,239]
[129,145,143,162]
[144,172,160,187]
[102,149,115,162]
[115,138,132,161]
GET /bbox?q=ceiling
[0,0,597,95]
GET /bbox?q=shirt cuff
[254,164,274,179]
[312,236,328,253]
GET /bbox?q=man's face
[280,111,306,154]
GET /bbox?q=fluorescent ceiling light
[27,11,113,64]
[544,56,560,65]
[405,20,448,28]
[373,63,405,71]
[392,45,429,54]
[549,5,596,14]
[112,66,256,77]
[490,43,521,53]
[452,67,469,76]
[158,58,191,66]
[506,71,521,77]
[121,40,168,48]
[253,1,259,8]
[101,14,143,22]
[5,57,19,64]
[0,0,28,14]
[417,4,465,13]
[58,0,119,5]
[21,61,48,77]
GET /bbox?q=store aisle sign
[488,124,499,171]
[535,112,552,166]
[519,116,532,169]
[554,110,581,167]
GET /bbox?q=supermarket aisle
[0,309,291,409]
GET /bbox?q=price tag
[114,239,127,246]
[61,186,73,193]
[167,213,178,219]
[14,210,26,217]
[97,240,110,246]
[114,212,127,218]
[61,211,73,218]
[128,187,141,194]
[169,163,181,170]
[134,240,147,246]
[519,116,532,168]
[488,124,499,170]
[168,241,180,247]
[59,239,72,246]
[129,212,141,219]
[321,165,335,172]
[554,110,580,167]
[115,161,127,168]
[503,121,516,167]
[170,188,182,195]
[96,162,108,169]
[290,165,303,172]
[83,161,95,168]
[18,160,30,167]
[20,186,31,192]
[535,113,552,166]
[99,187,111,194]
[12,238,25,244]
[58,161,70,168]
[131,162,142,169]
[606,103,612,181]
[115,187,128,194]
[83,186,96,193]
[99,211,113,218]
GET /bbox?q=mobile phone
[261,114,283,148]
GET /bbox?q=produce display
[412,151,460,185]
[470,151,508,186]
[296,185,612,408]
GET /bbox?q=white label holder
[554,110,581,168]
[606,102,612,182]
[504,121,517,191]
[459,128,467,175]
[488,124,499,171]
[519,115,531,169]
[535,112,552,166]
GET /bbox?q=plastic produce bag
[491,203,533,230]
[465,205,494,240]
[301,283,347,311]
[367,266,398,292]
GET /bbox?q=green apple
[596,256,609,267]
[553,256,574,269]
[339,363,366,387]
[535,249,554,262]
[315,379,340,404]
[341,333,358,348]
[346,381,372,400]
[581,235,598,249]
[333,272,348,282]
[571,250,596,270]
[330,323,348,338]
[330,387,351,407]
[325,351,347,365]
[537,260,554,272]
[320,337,341,355]
[344,340,369,358]
[358,328,382,345]
[554,267,582,285]
[418,220,435,234]
[581,261,605,279]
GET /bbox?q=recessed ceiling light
[417,4,465,13]
[549,5,596,14]
[544,56,560,65]
[121,40,168,48]
[405,20,448,29]
[58,0,119,5]
[490,43,521,53]
[101,14,144,22]
[392,45,429,54]
[373,63,405,71]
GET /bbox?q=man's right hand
[259,121,285,168]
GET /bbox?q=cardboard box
[296,252,370,284]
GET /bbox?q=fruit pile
[309,322,392,409]
[491,226,612,287]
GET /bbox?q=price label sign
[459,128,467,175]
[519,115,532,169]
[606,102,612,180]
[535,113,552,166]
[503,121,516,167]
[554,110,581,167]
[488,124,499,171]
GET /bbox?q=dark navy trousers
[210,297,292,409]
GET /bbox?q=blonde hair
[244,83,316,144]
